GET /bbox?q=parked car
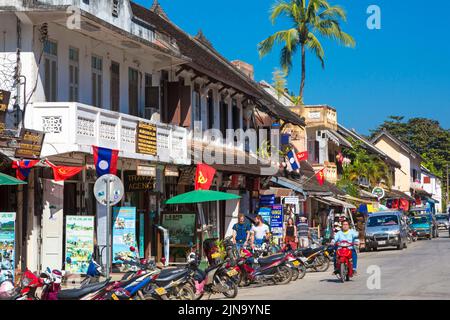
[364,211,408,251]
[435,214,449,231]
[409,208,439,238]
[409,215,433,240]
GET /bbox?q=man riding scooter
[331,220,359,275]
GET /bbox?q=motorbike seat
[257,253,285,265]
[155,268,190,285]
[57,279,110,300]
[297,247,321,257]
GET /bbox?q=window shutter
[180,85,192,128]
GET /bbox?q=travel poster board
[161,213,196,246]
[112,207,137,268]
[64,216,95,274]
[0,212,15,282]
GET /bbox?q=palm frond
[270,0,293,24]
[319,5,347,21]
[258,29,298,58]
[306,32,325,68]
[315,19,355,47]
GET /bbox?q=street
[229,231,450,300]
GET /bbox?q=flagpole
[300,168,324,186]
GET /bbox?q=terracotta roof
[129,1,305,127]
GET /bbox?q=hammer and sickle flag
[315,168,325,186]
[194,163,216,190]
[45,159,84,182]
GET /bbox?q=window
[91,55,103,108]
[144,74,159,119]
[129,68,139,116]
[68,47,79,102]
[207,90,214,129]
[112,0,119,17]
[412,169,418,182]
[43,40,58,102]
[192,85,201,124]
[232,99,240,130]
[110,61,120,112]
[220,98,228,138]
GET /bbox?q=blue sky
[135,0,450,134]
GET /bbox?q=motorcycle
[335,240,355,283]
[189,252,238,300]
[293,246,330,272]
[235,246,293,287]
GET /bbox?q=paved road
[229,231,450,300]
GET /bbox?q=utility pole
[447,163,449,212]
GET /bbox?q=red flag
[194,163,216,190]
[296,151,308,162]
[315,168,325,186]
[45,159,84,181]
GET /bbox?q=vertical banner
[0,212,15,282]
[270,205,284,241]
[139,212,145,258]
[112,207,137,267]
[65,216,95,274]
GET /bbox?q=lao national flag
[93,146,119,177]
[12,160,39,180]
[287,150,299,170]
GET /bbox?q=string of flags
[11,146,119,181]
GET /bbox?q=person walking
[283,217,298,250]
[250,215,271,247]
[232,213,252,251]
[297,216,310,248]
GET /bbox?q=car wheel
[403,241,407,249]
[397,242,403,250]
[373,247,378,251]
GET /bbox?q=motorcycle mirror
[129,246,136,252]
[161,257,166,264]
[66,257,72,264]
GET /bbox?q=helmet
[186,252,197,264]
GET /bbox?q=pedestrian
[297,216,310,248]
[250,215,271,247]
[283,217,298,250]
[232,213,252,251]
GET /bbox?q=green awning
[0,173,27,186]
[165,190,241,204]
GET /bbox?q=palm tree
[258,0,355,100]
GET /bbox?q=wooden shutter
[110,62,120,112]
[166,82,180,125]
[180,85,191,128]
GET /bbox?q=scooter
[293,246,330,272]
[335,240,355,283]
[235,246,293,287]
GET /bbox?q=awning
[270,176,306,196]
[260,187,294,198]
[323,130,352,148]
[316,196,356,209]
[339,194,377,205]
[0,173,27,186]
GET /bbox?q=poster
[161,213,196,245]
[270,205,284,237]
[113,207,137,266]
[0,212,15,282]
[65,216,95,274]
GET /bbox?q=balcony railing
[24,102,190,165]
[312,161,337,184]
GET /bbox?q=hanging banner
[0,90,10,136]
[64,216,95,274]
[0,212,15,282]
[161,213,196,245]
[112,207,137,268]
[270,205,284,237]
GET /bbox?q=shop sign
[270,205,284,236]
[64,216,95,274]
[164,165,179,177]
[136,122,157,156]
[0,212,15,282]
[112,207,137,269]
[161,213,196,245]
[372,187,385,200]
[124,171,154,192]
[282,196,301,215]
[14,128,45,159]
[0,90,10,136]
[136,165,156,177]
[259,194,275,206]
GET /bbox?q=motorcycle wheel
[220,275,238,299]
[314,256,330,272]
[297,264,307,280]
[238,272,251,287]
[273,265,292,285]
[339,264,346,283]
[170,283,195,300]
[291,267,300,281]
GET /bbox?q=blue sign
[270,205,284,236]
[113,207,137,266]
[259,194,275,206]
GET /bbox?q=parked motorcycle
[293,246,330,272]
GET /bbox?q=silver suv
[365,211,408,251]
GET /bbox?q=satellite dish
[93,174,124,206]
